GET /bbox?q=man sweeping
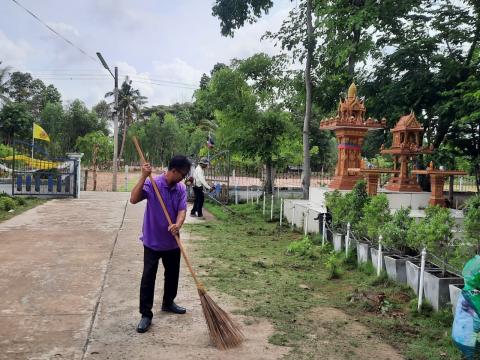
[130,155,191,333]
[191,158,213,218]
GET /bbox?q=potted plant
[382,207,413,284]
[325,190,348,253]
[344,180,370,260]
[359,193,391,272]
[411,205,462,310]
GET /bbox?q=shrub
[325,252,341,279]
[286,236,313,256]
[0,197,16,211]
[381,207,413,253]
[15,197,26,206]
[0,144,13,158]
[408,205,456,276]
[345,180,369,228]
[359,194,391,242]
[325,190,349,233]
[464,195,480,253]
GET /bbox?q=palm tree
[105,76,147,162]
[0,64,11,105]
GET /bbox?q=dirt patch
[306,307,404,360]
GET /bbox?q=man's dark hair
[168,155,191,174]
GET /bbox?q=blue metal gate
[10,140,77,197]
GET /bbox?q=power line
[10,0,97,63]
[32,76,197,90]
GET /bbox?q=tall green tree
[61,100,107,153]
[39,102,65,156]
[0,102,34,144]
[213,0,316,198]
[198,62,292,192]
[76,131,113,167]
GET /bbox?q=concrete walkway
[0,192,285,360]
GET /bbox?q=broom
[132,136,244,350]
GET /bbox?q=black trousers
[139,246,181,319]
[191,186,205,216]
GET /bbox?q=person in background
[191,158,212,218]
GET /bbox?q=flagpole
[32,123,34,164]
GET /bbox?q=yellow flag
[33,123,50,142]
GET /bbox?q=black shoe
[190,213,197,217]
[162,302,186,314]
[136,316,152,333]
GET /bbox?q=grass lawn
[186,201,462,359]
[0,194,46,224]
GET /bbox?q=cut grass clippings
[185,201,462,360]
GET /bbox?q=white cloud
[116,61,155,101]
[90,0,156,31]
[205,6,292,64]
[152,58,202,86]
[0,31,32,69]
[45,22,80,37]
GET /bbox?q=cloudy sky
[0,0,296,107]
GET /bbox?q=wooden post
[83,169,88,191]
[429,173,446,207]
[92,144,98,191]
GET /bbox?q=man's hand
[141,162,152,179]
[130,163,151,204]
[168,223,181,236]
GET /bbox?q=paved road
[0,192,285,360]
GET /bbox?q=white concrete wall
[380,190,431,210]
[283,199,323,234]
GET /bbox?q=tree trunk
[92,144,98,191]
[265,160,274,194]
[118,109,128,163]
[301,0,314,200]
[348,28,361,79]
[448,175,454,208]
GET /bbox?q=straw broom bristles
[132,136,244,350]
[198,287,245,350]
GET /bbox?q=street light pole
[96,52,118,191]
[113,66,118,191]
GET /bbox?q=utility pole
[96,52,118,191]
[113,66,118,191]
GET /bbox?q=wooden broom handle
[132,136,204,291]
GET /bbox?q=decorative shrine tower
[319,83,386,190]
[381,112,433,192]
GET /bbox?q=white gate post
[270,194,274,220]
[322,213,326,246]
[345,222,351,258]
[235,181,239,205]
[262,192,266,215]
[304,209,309,236]
[377,235,383,277]
[291,206,295,229]
[418,248,427,311]
[279,198,283,226]
[66,153,83,199]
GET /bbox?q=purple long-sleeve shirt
[139,174,187,251]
